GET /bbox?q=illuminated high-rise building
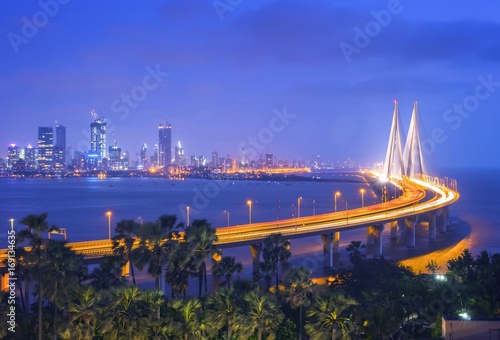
[109,144,121,170]
[90,117,107,163]
[265,152,274,168]
[158,122,172,168]
[7,144,20,170]
[211,151,219,168]
[174,141,185,166]
[55,123,67,166]
[140,144,148,168]
[38,126,54,170]
[24,144,37,171]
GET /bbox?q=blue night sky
[1,0,499,169]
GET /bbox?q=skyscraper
[38,126,54,170]
[174,141,185,166]
[211,151,219,168]
[24,144,37,171]
[7,144,20,170]
[140,144,148,168]
[265,152,274,168]
[90,117,107,163]
[109,144,121,170]
[55,123,67,166]
[158,122,172,168]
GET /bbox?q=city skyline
[1,1,500,168]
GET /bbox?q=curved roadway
[0,173,459,262]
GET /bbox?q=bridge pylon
[403,101,426,177]
[381,100,405,181]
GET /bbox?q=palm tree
[43,240,87,339]
[262,233,291,291]
[206,287,241,339]
[112,219,141,286]
[165,242,194,298]
[18,213,58,340]
[305,292,357,340]
[285,266,315,339]
[241,287,284,340]
[136,215,183,291]
[212,256,243,289]
[58,286,102,340]
[169,298,204,340]
[184,219,219,298]
[346,241,365,265]
[88,256,127,290]
[101,285,150,339]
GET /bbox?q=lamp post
[223,210,230,227]
[313,199,316,216]
[186,206,190,227]
[297,197,302,218]
[106,211,112,240]
[9,218,14,231]
[360,188,366,207]
[247,200,252,224]
[334,191,341,212]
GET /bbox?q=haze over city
[1,0,500,168]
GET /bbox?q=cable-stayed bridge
[0,101,460,289]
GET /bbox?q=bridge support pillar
[372,224,384,257]
[428,211,437,240]
[321,233,334,268]
[250,243,262,275]
[438,207,448,233]
[332,232,340,254]
[388,220,398,240]
[121,261,130,277]
[1,273,8,292]
[405,217,417,248]
[367,227,375,246]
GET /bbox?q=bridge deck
[0,173,459,265]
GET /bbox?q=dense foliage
[2,214,499,339]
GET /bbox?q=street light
[312,199,316,216]
[334,191,341,212]
[360,188,366,207]
[186,206,190,227]
[223,210,230,227]
[9,218,14,231]
[106,211,112,240]
[247,200,252,224]
[297,197,302,218]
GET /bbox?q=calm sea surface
[1,168,499,277]
[0,172,372,247]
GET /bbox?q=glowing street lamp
[247,200,252,224]
[106,211,112,240]
[334,191,341,212]
[297,197,302,218]
[186,206,190,227]
[360,188,366,207]
[223,210,230,227]
[9,218,14,230]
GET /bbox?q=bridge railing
[409,173,458,192]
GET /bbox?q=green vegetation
[3,213,500,339]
